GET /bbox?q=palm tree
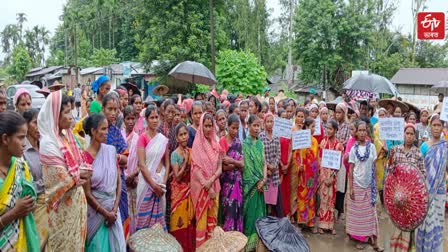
[38,26,51,66]
[1,24,20,63]
[16,13,27,41]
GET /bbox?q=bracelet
[0,216,4,226]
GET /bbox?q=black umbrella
[121,82,141,96]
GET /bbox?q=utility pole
[210,0,216,74]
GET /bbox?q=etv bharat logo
[417,12,445,40]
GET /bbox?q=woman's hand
[104,211,117,227]
[204,180,214,191]
[152,183,165,198]
[257,180,265,192]
[78,170,92,185]
[13,196,35,218]
[350,189,355,200]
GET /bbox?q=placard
[440,97,448,122]
[379,118,405,141]
[273,117,293,139]
[292,130,311,150]
[314,118,321,136]
[321,149,342,170]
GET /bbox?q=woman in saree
[170,123,195,251]
[219,114,244,232]
[121,106,139,234]
[278,109,292,218]
[136,105,170,231]
[373,108,387,209]
[290,108,307,220]
[131,95,145,135]
[13,88,32,115]
[335,103,351,221]
[242,114,267,251]
[102,93,130,237]
[187,101,203,148]
[158,98,177,230]
[318,120,344,235]
[295,117,319,231]
[23,109,48,250]
[0,111,39,252]
[388,123,425,252]
[38,91,91,251]
[416,114,447,252]
[82,114,126,251]
[191,113,223,248]
[90,75,111,114]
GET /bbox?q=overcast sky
[0,0,446,49]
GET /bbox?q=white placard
[273,117,293,139]
[292,130,311,150]
[440,97,448,121]
[314,118,321,136]
[379,118,405,141]
[321,149,342,170]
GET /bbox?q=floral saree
[0,157,39,252]
[219,136,244,232]
[295,137,319,227]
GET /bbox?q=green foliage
[195,84,210,94]
[7,44,32,83]
[90,48,119,66]
[216,50,267,95]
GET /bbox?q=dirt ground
[303,209,448,252]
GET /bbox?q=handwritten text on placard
[379,118,405,141]
[273,117,293,139]
[292,130,311,150]
[321,149,342,170]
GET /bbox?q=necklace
[355,141,371,161]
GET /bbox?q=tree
[7,44,32,83]
[1,24,20,63]
[16,13,27,41]
[216,50,267,94]
[90,48,119,66]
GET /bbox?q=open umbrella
[120,82,141,96]
[168,61,217,86]
[343,73,399,96]
[384,164,429,231]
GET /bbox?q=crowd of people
[0,76,446,252]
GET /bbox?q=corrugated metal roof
[391,68,448,86]
[26,66,64,77]
[80,67,104,75]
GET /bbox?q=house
[25,66,65,83]
[80,62,157,93]
[391,68,448,109]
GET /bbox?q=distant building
[391,68,448,109]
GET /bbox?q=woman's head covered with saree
[38,91,89,184]
[191,113,222,217]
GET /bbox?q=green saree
[242,135,266,251]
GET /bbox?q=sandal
[373,246,384,252]
[318,228,324,234]
[355,244,366,250]
[331,229,336,235]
